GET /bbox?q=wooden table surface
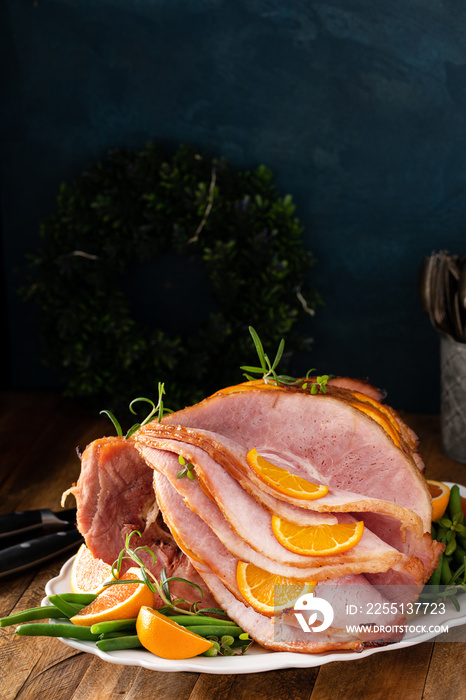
[1,392,465,700]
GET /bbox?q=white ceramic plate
[43,482,466,674]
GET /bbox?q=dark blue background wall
[2,0,466,412]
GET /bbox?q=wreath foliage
[23,143,320,410]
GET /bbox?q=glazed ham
[69,435,217,610]
[70,379,443,654]
[153,473,406,652]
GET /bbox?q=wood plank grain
[214,667,318,700]
[0,392,63,496]
[188,673,236,700]
[0,393,108,513]
[14,645,90,700]
[0,557,87,700]
[404,414,466,485]
[69,657,139,699]
[422,627,466,700]
[309,642,434,700]
[124,669,199,700]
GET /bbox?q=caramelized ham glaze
[70,379,443,653]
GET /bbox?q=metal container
[440,335,466,462]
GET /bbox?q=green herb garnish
[104,531,252,655]
[100,382,173,439]
[176,455,196,480]
[241,326,332,394]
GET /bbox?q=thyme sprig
[100,382,173,439]
[177,455,196,480]
[241,326,332,394]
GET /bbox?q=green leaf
[271,338,285,371]
[100,410,123,437]
[248,326,267,371]
[160,568,172,602]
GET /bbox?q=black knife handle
[0,510,44,538]
[0,529,84,578]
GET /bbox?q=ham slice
[140,446,402,580]
[73,437,170,564]
[136,424,425,535]
[158,385,432,529]
[135,421,441,583]
[72,436,217,610]
[154,473,405,652]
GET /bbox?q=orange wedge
[271,516,364,556]
[136,606,214,659]
[427,480,451,523]
[70,544,116,595]
[246,448,328,500]
[236,561,315,616]
[70,567,154,626]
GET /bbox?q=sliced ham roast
[69,379,443,654]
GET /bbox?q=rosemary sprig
[106,530,203,615]
[104,531,253,655]
[240,326,332,394]
[100,382,174,439]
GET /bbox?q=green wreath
[23,143,320,410]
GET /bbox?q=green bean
[57,593,97,605]
[98,631,135,639]
[449,485,463,520]
[441,556,453,585]
[445,537,457,557]
[166,615,238,627]
[47,594,85,618]
[453,543,466,567]
[431,522,437,539]
[16,622,100,641]
[96,635,143,652]
[436,526,447,546]
[0,606,66,627]
[428,553,443,592]
[201,645,218,657]
[90,618,137,635]
[183,625,243,638]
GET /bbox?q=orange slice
[70,567,154,626]
[70,544,116,595]
[246,448,328,500]
[136,606,214,658]
[427,480,451,523]
[236,561,315,616]
[271,516,364,556]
